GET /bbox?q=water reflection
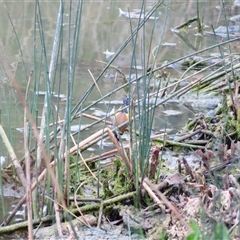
[0,0,238,152]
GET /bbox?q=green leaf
[185,219,200,240]
[211,222,230,240]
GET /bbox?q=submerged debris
[103,49,115,59]
[118,8,159,20]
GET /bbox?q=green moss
[181,57,208,68]
[102,179,114,199]
[87,161,96,169]
[100,158,132,199]
[69,154,75,164]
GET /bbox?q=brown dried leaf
[182,157,194,179]
[165,173,185,185]
[148,146,161,179]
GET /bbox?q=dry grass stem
[70,133,103,187]
[74,183,92,228]
[0,125,27,188]
[24,121,33,240]
[0,41,67,215]
[54,199,63,238]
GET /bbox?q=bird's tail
[112,130,120,141]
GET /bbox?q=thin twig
[174,16,198,30]
[73,183,92,228]
[144,177,190,231]
[70,132,103,186]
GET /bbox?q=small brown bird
[112,96,131,140]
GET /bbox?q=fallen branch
[143,177,190,231]
[153,137,205,149]
[0,191,136,234]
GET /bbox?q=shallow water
[0,1,237,158]
[0,0,239,223]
